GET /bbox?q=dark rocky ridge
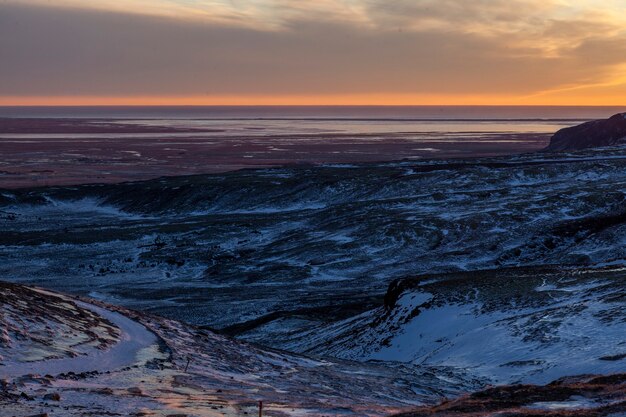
[546,112,626,151]
[392,373,626,417]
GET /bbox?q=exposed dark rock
[19,391,34,400]
[599,353,626,361]
[384,278,421,310]
[43,392,60,401]
[392,373,626,417]
[545,112,626,151]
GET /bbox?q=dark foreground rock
[546,112,626,151]
[392,374,626,417]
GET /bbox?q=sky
[2,0,626,105]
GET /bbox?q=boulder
[43,392,61,401]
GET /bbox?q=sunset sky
[2,0,626,105]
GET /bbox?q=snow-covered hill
[281,267,626,386]
[0,281,481,416]
[2,277,624,416]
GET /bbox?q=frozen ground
[282,267,626,386]
[1,277,624,416]
[0,281,481,416]
[1,142,626,416]
[2,296,157,378]
[3,146,626,344]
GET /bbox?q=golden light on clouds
[2,0,626,105]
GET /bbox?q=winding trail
[1,300,159,379]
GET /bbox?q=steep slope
[281,266,626,386]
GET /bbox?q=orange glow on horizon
[3,94,626,107]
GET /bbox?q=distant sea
[2,105,624,136]
[1,106,625,188]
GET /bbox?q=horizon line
[3,94,626,107]
[3,104,626,108]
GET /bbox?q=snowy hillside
[2,278,624,416]
[282,267,626,385]
[0,281,481,416]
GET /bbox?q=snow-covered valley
[2,144,626,415]
[3,147,626,337]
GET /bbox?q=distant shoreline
[0,117,551,189]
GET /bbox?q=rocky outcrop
[545,112,626,151]
[393,373,626,417]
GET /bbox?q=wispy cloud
[2,0,626,103]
